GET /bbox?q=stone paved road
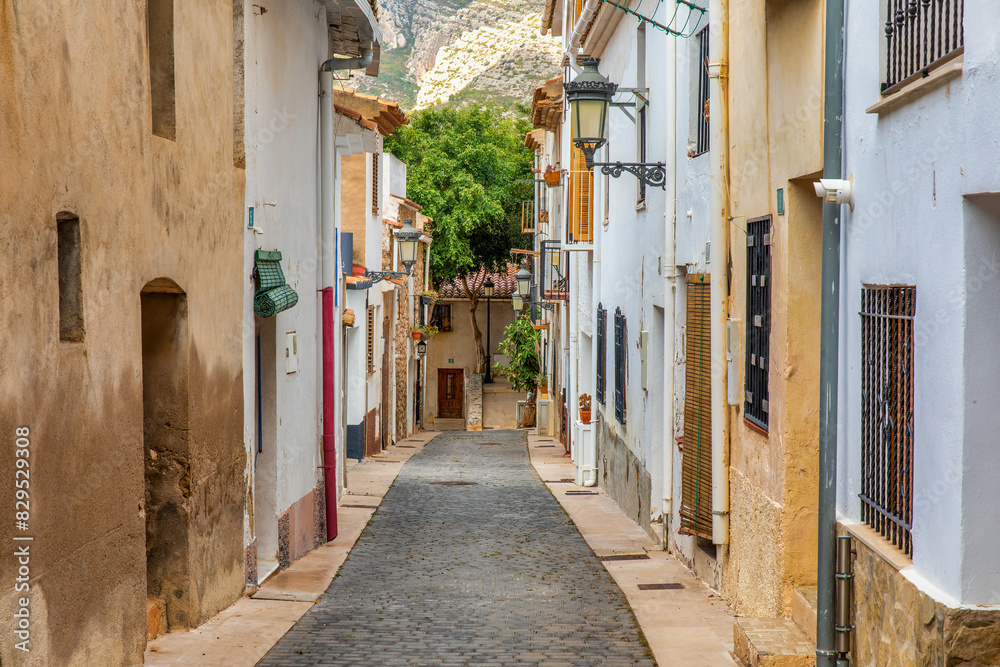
[258,430,656,666]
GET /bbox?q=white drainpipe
[708,0,730,545]
[566,0,602,73]
[662,32,678,522]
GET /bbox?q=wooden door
[438,369,464,418]
[381,315,390,449]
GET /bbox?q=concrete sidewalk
[526,430,739,666]
[144,430,440,666]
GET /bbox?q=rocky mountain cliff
[351,0,561,111]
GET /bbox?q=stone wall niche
[140,282,194,631]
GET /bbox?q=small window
[57,213,84,342]
[596,304,606,405]
[614,307,627,424]
[744,215,771,430]
[367,306,375,374]
[691,27,710,157]
[430,304,452,332]
[148,0,176,140]
[860,285,915,555]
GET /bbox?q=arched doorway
[140,278,193,632]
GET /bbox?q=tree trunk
[521,389,537,428]
[460,275,487,374]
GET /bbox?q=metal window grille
[371,152,380,214]
[681,274,712,538]
[367,306,375,374]
[744,216,771,430]
[596,304,606,405]
[694,27,710,157]
[860,285,915,555]
[882,0,963,94]
[614,308,627,424]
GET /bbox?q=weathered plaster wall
[0,1,244,663]
[721,0,824,618]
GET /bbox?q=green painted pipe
[817,0,846,664]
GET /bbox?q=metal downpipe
[817,0,846,663]
[708,0,730,546]
[321,47,374,72]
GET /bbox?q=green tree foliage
[493,316,540,427]
[384,105,534,373]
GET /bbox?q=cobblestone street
[258,430,656,666]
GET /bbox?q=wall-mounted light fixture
[565,58,667,189]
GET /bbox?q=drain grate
[478,442,505,446]
[342,504,380,510]
[637,583,685,591]
[537,445,556,448]
[397,446,417,449]
[430,481,479,486]
[565,490,597,496]
[598,554,651,562]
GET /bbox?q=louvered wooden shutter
[596,304,606,404]
[614,308,626,423]
[570,146,593,243]
[680,274,713,539]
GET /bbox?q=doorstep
[144,431,439,666]
[733,617,814,667]
[526,430,738,667]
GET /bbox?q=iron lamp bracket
[365,268,411,284]
[593,161,667,189]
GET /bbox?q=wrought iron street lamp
[512,293,525,316]
[565,57,667,189]
[416,340,427,355]
[515,264,532,298]
[395,218,422,274]
[483,277,494,383]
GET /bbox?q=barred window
[367,305,375,374]
[430,304,452,332]
[596,304,606,405]
[371,152,380,215]
[614,308,627,424]
[744,215,771,430]
[861,285,915,555]
[693,27,710,157]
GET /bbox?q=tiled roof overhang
[530,77,564,132]
[334,90,409,135]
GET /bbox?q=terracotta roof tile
[437,265,519,299]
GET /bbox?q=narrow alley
[259,430,655,666]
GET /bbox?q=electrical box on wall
[286,331,298,374]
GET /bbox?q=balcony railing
[883,0,964,94]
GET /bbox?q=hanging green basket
[254,249,299,318]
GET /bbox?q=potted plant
[411,327,423,342]
[579,393,592,424]
[538,374,548,398]
[543,164,562,188]
[419,288,438,307]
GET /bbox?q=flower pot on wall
[543,171,561,187]
[580,409,591,425]
[411,331,422,341]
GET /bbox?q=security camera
[813,174,855,211]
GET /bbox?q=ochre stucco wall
[0,1,245,664]
[722,0,824,618]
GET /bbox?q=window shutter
[371,152,380,215]
[367,305,375,374]
[570,146,593,243]
[596,304,606,405]
[680,274,712,539]
[744,216,771,430]
[614,308,626,423]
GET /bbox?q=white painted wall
[241,0,329,547]
[841,0,1000,604]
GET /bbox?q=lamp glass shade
[483,277,495,298]
[512,294,524,314]
[572,98,608,143]
[395,219,421,270]
[515,266,532,297]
